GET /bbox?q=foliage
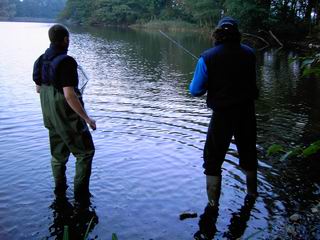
[267,144,285,156]
[223,0,269,31]
[89,0,152,25]
[13,0,66,19]
[83,217,95,239]
[267,140,320,160]
[59,0,93,23]
[290,53,320,78]
[62,218,119,240]
[300,53,320,78]
[135,19,197,31]
[0,0,16,19]
[63,226,69,240]
[112,233,119,240]
[302,140,320,157]
[1,0,66,20]
[3,0,317,39]
[58,0,319,39]
[183,0,223,27]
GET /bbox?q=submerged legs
[245,170,258,197]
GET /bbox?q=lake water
[0,22,319,239]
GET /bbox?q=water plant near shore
[290,52,320,78]
[300,53,320,78]
[62,220,119,240]
[62,216,119,240]
[267,140,320,160]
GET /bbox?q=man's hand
[85,117,96,130]
[63,86,96,130]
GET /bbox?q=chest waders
[40,85,95,204]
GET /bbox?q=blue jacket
[190,43,258,111]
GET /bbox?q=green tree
[60,0,318,40]
[15,0,66,18]
[224,0,269,31]
[0,0,16,19]
[60,0,92,23]
[87,0,153,25]
[182,0,219,27]
[304,0,319,33]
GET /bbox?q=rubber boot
[206,175,222,208]
[245,170,258,197]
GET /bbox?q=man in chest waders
[33,24,96,207]
[190,17,259,209]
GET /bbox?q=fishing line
[159,30,199,61]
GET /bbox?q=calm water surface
[0,22,319,239]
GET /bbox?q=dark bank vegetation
[0,0,66,20]
[267,140,320,161]
[1,0,319,44]
[58,0,320,43]
[299,52,320,78]
[267,52,320,159]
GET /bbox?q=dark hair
[48,24,69,43]
[212,25,241,44]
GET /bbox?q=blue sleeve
[189,57,208,97]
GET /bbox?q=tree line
[60,0,319,38]
[0,0,66,19]
[1,0,319,39]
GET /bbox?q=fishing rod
[158,30,199,61]
[78,31,198,93]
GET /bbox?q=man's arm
[33,55,43,93]
[63,86,96,130]
[189,57,208,97]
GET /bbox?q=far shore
[2,18,318,49]
[1,17,57,23]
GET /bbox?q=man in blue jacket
[190,17,259,208]
[33,24,96,207]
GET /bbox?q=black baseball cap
[217,17,238,29]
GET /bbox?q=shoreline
[92,20,320,50]
[130,20,208,33]
[1,17,57,23]
[2,18,318,50]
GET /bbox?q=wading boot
[194,204,219,240]
[206,175,222,208]
[245,170,258,198]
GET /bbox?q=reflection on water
[48,196,98,240]
[194,205,219,240]
[223,196,257,239]
[0,22,319,239]
[194,196,257,240]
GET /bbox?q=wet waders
[40,85,95,203]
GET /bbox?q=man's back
[201,43,258,110]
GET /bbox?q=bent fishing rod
[158,30,199,61]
